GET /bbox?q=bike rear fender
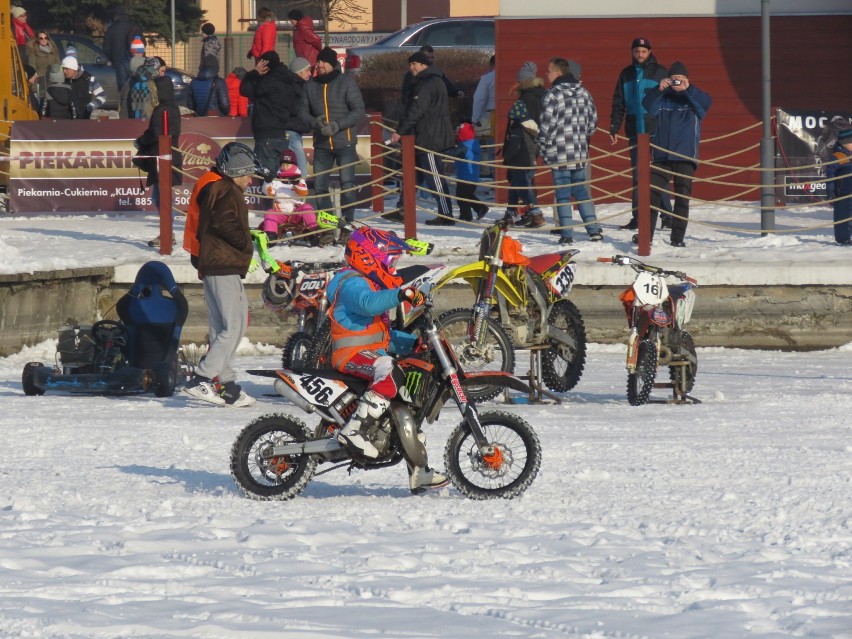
[434,261,525,307]
[462,371,532,394]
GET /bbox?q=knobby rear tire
[230,414,318,500]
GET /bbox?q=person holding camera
[639,61,712,248]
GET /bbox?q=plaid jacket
[537,75,597,170]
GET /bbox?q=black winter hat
[287,9,304,21]
[408,51,432,66]
[631,37,652,49]
[317,47,338,67]
[259,50,281,68]
[668,61,689,78]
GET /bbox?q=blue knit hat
[837,128,852,143]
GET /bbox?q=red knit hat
[456,121,475,142]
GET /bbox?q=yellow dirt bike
[432,217,587,393]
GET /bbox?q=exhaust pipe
[274,378,316,414]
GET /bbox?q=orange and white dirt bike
[261,258,345,369]
[598,255,699,406]
[229,288,542,501]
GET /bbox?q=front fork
[625,313,658,374]
[425,324,496,456]
[471,267,499,345]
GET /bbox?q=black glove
[320,120,340,137]
[398,287,425,307]
[247,51,253,60]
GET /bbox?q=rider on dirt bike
[328,227,449,494]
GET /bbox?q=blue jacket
[609,54,668,138]
[188,67,230,116]
[326,270,417,355]
[825,144,852,215]
[454,138,481,182]
[643,83,712,167]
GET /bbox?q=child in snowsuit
[454,120,488,221]
[260,179,317,240]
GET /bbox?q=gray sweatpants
[196,274,248,384]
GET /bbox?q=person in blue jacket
[454,120,489,221]
[640,61,712,247]
[825,128,852,246]
[609,37,670,230]
[188,55,230,116]
[326,227,449,494]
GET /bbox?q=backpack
[816,116,852,162]
[129,68,154,119]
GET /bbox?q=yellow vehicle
[1,0,39,176]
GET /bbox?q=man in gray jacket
[298,47,365,222]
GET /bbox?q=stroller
[22,262,188,397]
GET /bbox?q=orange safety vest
[329,272,390,370]
[183,170,222,257]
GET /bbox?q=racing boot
[407,462,450,495]
[337,390,390,459]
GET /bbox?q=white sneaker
[408,466,449,495]
[219,381,256,408]
[182,376,225,405]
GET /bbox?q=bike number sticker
[550,262,577,298]
[292,373,347,406]
[298,275,325,293]
[633,272,668,305]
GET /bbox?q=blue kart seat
[116,261,188,370]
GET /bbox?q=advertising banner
[8,117,372,215]
[775,108,852,205]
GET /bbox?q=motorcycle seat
[526,253,562,276]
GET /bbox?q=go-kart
[22,261,188,397]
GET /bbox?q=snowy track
[1,343,850,638]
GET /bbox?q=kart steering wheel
[91,319,128,346]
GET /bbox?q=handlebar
[597,255,697,284]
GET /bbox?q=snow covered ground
[0,202,851,638]
[1,342,850,638]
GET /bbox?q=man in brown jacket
[183,142,260,408]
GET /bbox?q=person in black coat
[103,6,142,92]
[239,51,303,177]
[140,76,183,247]
[390,51,456,226]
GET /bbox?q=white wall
[498,0,852,17]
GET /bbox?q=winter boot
[408,463,450,495]
[338,390,390,459]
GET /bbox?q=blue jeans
[552,165,601,240]
[313,144,358,222]
[286,131,308,179]
[254,137,288,179]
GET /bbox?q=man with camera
[639,61,712,247]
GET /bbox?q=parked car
[50,34,193,110]
[344,18,494,123]
[344,17,495,73]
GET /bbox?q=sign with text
[8,117,372,215]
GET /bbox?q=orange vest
[329,272,390,370]
[183,170,222,257]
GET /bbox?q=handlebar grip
[596,257,613,263]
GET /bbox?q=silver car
[344,17,495,73]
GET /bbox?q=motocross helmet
[344,227,414,289]
[261,272,294,311]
